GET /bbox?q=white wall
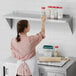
[0,0,76,75]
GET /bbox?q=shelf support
[6,18,13,29]
[67,17,73,34]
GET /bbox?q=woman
[11,16,46,76]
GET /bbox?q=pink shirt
[11,32,45,75]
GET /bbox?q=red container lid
[55,6,58,8]
[48,6,53,8]
[60,7,63,9]
[41,7,46,9]
[55,46,59,48]
[53,6,56,8]
[57,7,59,8]
[48,6,56,8]
[57,7,63,9]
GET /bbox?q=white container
[54,6,58,19]
[46,6,51,19]
[50,6,55,19]
[41,7,46,16]
[43,49,53,57]
[58,7,63,19]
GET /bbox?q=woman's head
[16,20,30,42]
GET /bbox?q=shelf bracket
[68,17,73,34]
[6,18,13,29]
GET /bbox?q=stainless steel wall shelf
[4,12,73,34]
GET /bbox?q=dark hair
[16,20,28,42]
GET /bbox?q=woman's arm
[40,16,46,37]
[29,16,46,46]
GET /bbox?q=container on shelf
[46,6,51,19]
[57,7,63,19]
[41,7,46,16]
[50,6,55,19]
[54,6,58,19]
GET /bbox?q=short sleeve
[29,32,45,46]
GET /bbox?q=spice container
[50,6,55,19]
[41,7,46,16]
[57,7,63,19]
[54,6,58,19]
[46,6,51,19]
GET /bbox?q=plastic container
[54,6,58,19]
[57,7,63,19]
[54,46,60,57]
[50,6,55,19]
[41,7,46,16]
[43,45,53,57]
[46,6,51,19]
[43,49,53,57]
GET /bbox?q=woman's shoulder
[27,32,41,39]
